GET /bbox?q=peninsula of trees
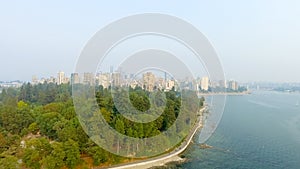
[0,82,202,169]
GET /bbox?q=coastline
[103,106,206,169]
[198,91,250,96]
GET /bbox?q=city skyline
[18,70,244,93]
[2,69,299,91]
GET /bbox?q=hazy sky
[1,0,300,82]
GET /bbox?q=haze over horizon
[1,1,300,82]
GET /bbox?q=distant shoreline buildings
[26,71,247,93]
[3,74,300,94]
[0,80,23,89]
[0,69,250,94]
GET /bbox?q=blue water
[178,91,300,169]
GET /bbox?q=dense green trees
[0,155,19,169]
[63,139,81,169]
[95,87,184,139]
[18,83,71,105]
[0,82,203,168]
[23,137,52,169]
[129,90,150,112]
[0,100,34,135]
[22,138,81,169]
[43,142,65,169]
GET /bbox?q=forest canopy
[0,82,203,169]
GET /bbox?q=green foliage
[87,146,108,165]
[0,100,34,134]
[28,122,39,134]
[129,90,150,112]
[43,142,65,169]
[23,137,52,169]
[0,155,19,169]
[95,88,184,139]
[18,82,71,105]
[100,107,112,123]
[0,133,7,153]
[0,132,20,154]
[37,112,61,139]
[115,118,125,135]
[200,96,205,107]
[63,139,81,169]
[0,83,204,168]
[22,138,81,169]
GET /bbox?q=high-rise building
[156,77,165,90]
[98,73,111,88]
[218,80,227,88]
[143,72,156,91]
[83,72,94,85]
[112,72,121,87]
[200,77,209,91]
[57,71,65,85]
[228,80,238,91]
[71,73,80,84]
[165,79,175,91]
[64,77,70,84]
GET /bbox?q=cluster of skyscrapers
[72,71,176,92]
[32,71,177,92]
[198,76,239,91]
[31,71,240,92]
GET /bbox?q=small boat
[296,101,299,106]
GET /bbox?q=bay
[174,91,300,169]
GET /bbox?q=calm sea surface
[175,91,300,169]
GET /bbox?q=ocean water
[176,91,300,169]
